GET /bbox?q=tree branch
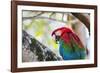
[62,13,64,21]
[49,12,55,18]
[32,12,44,18]
[22,16,67,23]
[72,13,90,32]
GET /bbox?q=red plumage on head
[52,27,73,43]
[51,27,73,36]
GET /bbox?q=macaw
[51,27,88,60]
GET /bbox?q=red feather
[52,27,84,48]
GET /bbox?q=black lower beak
[55,36,60,44]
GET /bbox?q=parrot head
[51,27,73,43]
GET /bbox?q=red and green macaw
[52,27,88,60]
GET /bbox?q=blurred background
[22,10,90,62]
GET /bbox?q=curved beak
[55,35,60,44]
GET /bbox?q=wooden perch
[72,13,90,32]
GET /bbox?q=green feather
[60,37,85,54]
